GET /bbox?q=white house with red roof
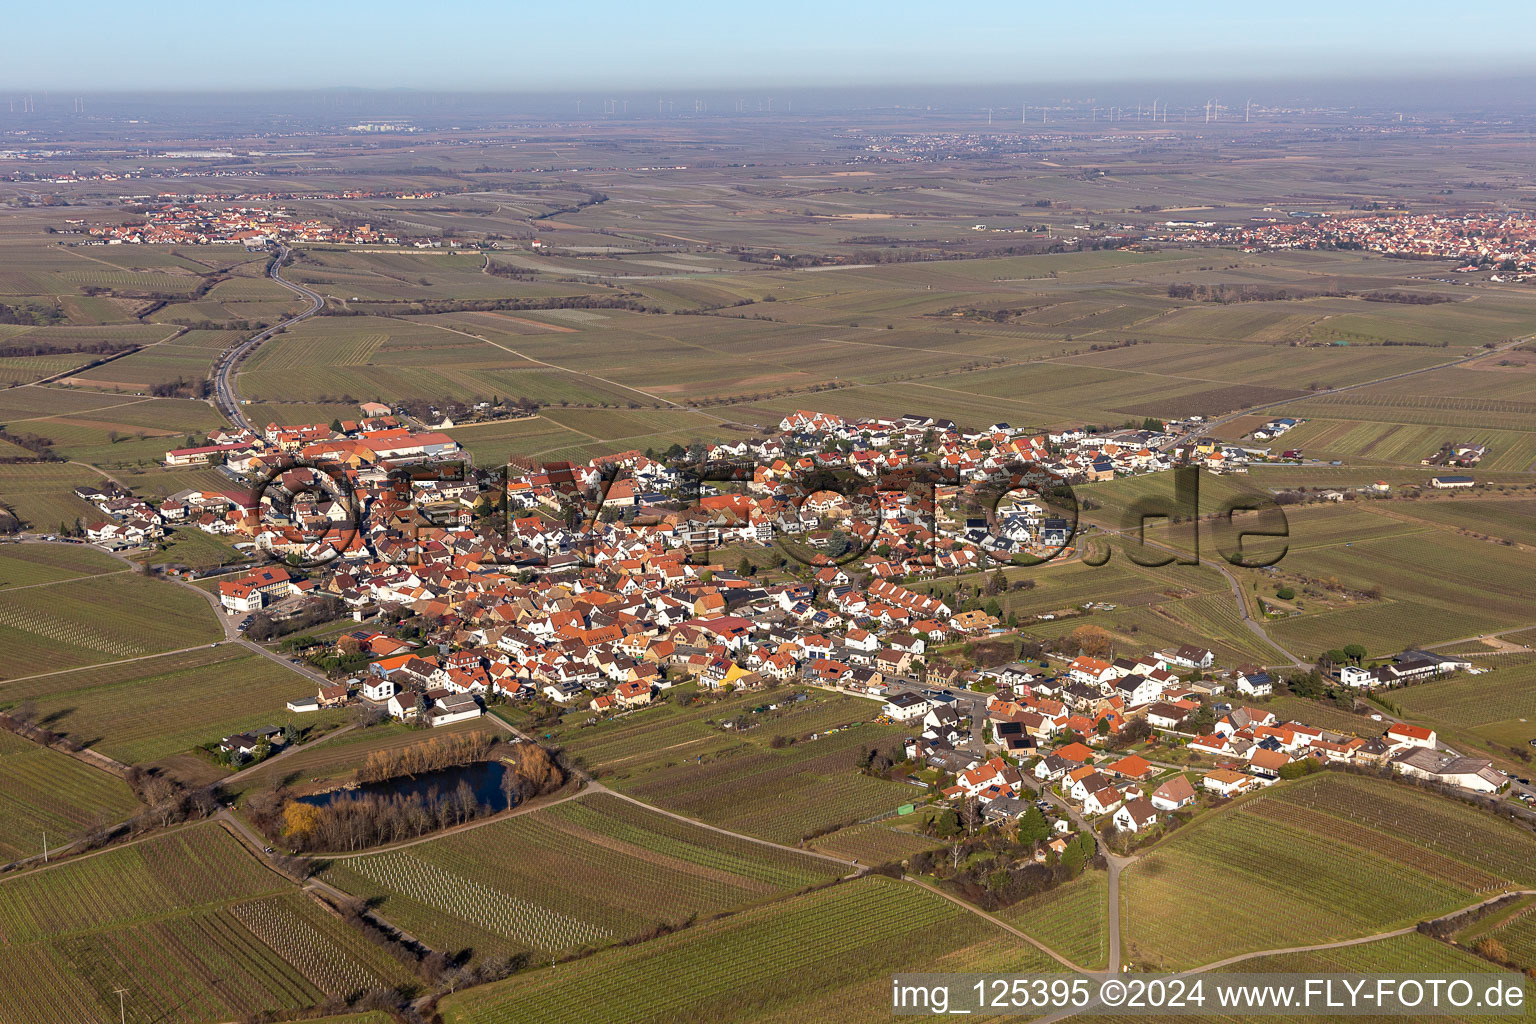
[956,756,1023,799]
[1385,722,1436,751]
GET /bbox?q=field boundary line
[0,641,230,687]
[417,319,691,411]
[904,875,1096,974]
[0,566,133,593]
[1182,888,1536,974]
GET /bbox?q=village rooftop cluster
[1155,211,1536,275]
[74,197,445,247]
[31,404,1494,826]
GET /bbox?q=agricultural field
[9,114,1536,1021]
[1272,417,1536,472]
[212,243,1526,432]
[543,689,914,844]
[0,542,126,588]
[106,464,237,500]
[998,868,1109,970]
[438,875,1057,1024]
[0,462,107,532]
[236,314,644,409]
[0,565,221,674]
[1256,779,1536,887]
[443,408,762,467]
[1118,773,1528,969]
[1384,496,1536,547]
[1075,469,1291,539]
[1257,695,1382,737]
[807,820,941,864]
[320,791,843,959]
[546,688,879,774]
[0,731,139,863]
[0,822,410,1024]
[1256,526,1536,658]
[0,646,339,765]
[65,341,220,393]
[17,395,228,468]
[1458,895,1536,971]
[134,526,245,570]
[284,249,609,304]
[1389,658,1536,760]
[444,415,592,465]
[918,535,1288,664]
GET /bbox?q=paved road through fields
[211,244,325,432]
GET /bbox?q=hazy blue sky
[6,0,1535,90]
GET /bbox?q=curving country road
[9,536,336,687]
[1090,523,1307,666]
[211,244,325,432]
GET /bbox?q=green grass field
[321,791,843,959]
[438,874,1058,1024]
[0,462,105,532]
[1260,526,1536,657]
[0,731,139,862]
[998,868,1109,970]
[0,822,410,1023]
[541,689,913,844]
[1391,658,1536,759]
[807,821,941,864]
[0,543,126,588]
[1119,773,1531,969]
[0,567,221,674]
[3,646,339,765]
[1462,896,1536,971]
[134,527,245,570]
[1258,695,1382,737]
[1390,497,1536,546]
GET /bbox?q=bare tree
[960,796,982,836]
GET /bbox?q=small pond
[299,759,515,811]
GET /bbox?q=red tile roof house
[956,756,1023,797]
[1189,733,1236,757]
[614,679,653,707]
[1067,656,1116,686]
[1201,769,1256,797]
[218,581,262,613]
[1101,754,1155,781]
[1384,723,1437,751]
[1080,777,1126,816]
[1054,741,1095,765]
[1247,747,1292,778]
[1150,774,1196,811]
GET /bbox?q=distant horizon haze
[2,0,1534,93]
